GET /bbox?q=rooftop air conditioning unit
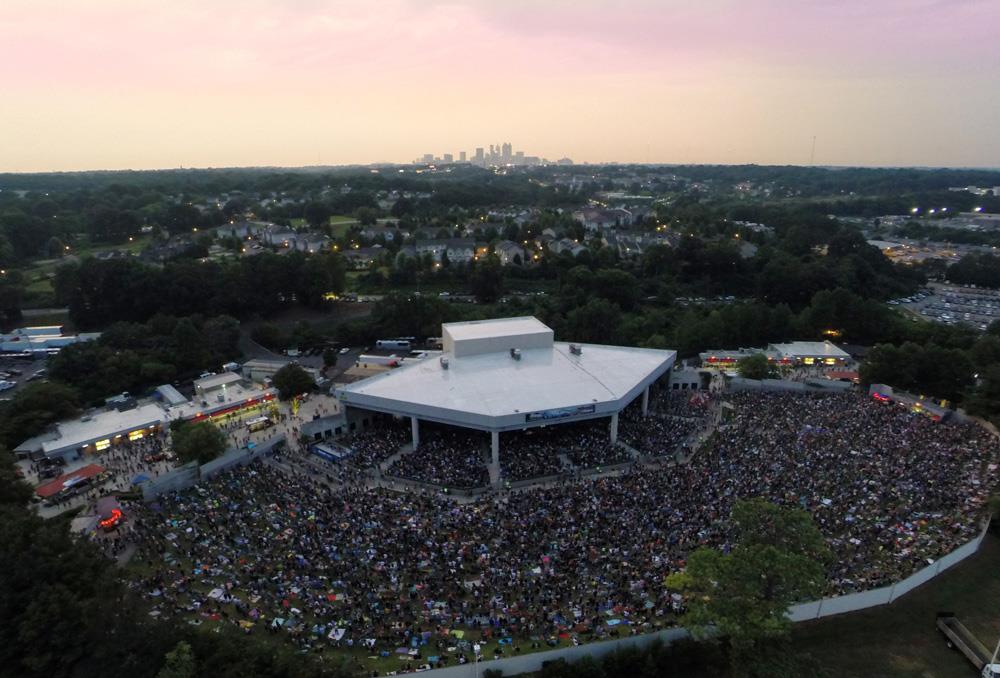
[510,348,521,361]
[569,344,582,355]
[440,356,449,370]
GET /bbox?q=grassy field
[290,216,357,238]
[16,237,153,309]
[794,531,1000,678]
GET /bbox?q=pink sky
[1,0,998,171]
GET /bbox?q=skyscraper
[459,151,466,162]
[443,153,453,163]
[501,142,512,164]
[475,147,484,165]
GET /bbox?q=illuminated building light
[99,509,123,530]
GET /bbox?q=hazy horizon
[3,0,998,173]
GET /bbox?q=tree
[157,641,196,678]
[322,348,338,367]
[666,499,828,667]
[272,364,314,400]
[564,299,622,344]
[737,353,773,380]
[303,202,331,228]
[0,382,80,449]
[171,421,227,465]
[353,206,378,226]
[469,256,504,303]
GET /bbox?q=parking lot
[895,283,1000,331]
[0,355,49,398]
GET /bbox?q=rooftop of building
[193,372,243,392]
[168,383,275,421]
[443,316,550,343]
[30,403,167,455]
[770,341,851,358]
[338,324,674,422]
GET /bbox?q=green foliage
[370,292,451,339]
[670,500,828,660]
[737,353,773,380]
[272,364,315,400]
[59,251,346,330]
[469,255,505,303]
[172,421,227,465]
[157,641,195,678]
[947,253,1000,289]
[859,342,974,403]
[49,315,240,404]
[0,382,80,449]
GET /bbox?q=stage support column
[610,412,619,444]
[642,386,650,416]
[490,431,501,485]
[411,416,420,450]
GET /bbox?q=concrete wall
[140,434,286,500]
[200,434,286,480]
[141,462,199,501]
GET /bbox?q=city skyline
[2,0,999,173]
[416,141,571,167]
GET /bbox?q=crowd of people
[125,391,998,660]
[618,391,717,459]
[340,422,411,470]
[385,427,491,489]
[699,391,997,591]
[652,390,716,420]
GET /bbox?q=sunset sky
[1,0,998,172]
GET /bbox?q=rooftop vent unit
[510,348,522,361]
[217,393,225,402]
[440,356,449,370]
[569,344,582,355]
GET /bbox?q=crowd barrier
[381,475,494,499]
[140,434,287,501]
[201,435,287,480]
[139,462,199,502]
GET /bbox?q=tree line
[54,251,346,330]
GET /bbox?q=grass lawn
[290,217,354,237]
[793,531,1000,678]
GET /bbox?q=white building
[336,317,675,482]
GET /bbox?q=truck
[936,613,1000,678]
[375,339,412,350]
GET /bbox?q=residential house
[494,240,526,266]
[572,207,633,232]
[342,245,384,270]
[414,238,478,263]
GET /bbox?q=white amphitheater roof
[338,320,675,431]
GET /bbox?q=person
[127,391,998,654]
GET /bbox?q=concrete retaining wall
[140,434,286,500]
